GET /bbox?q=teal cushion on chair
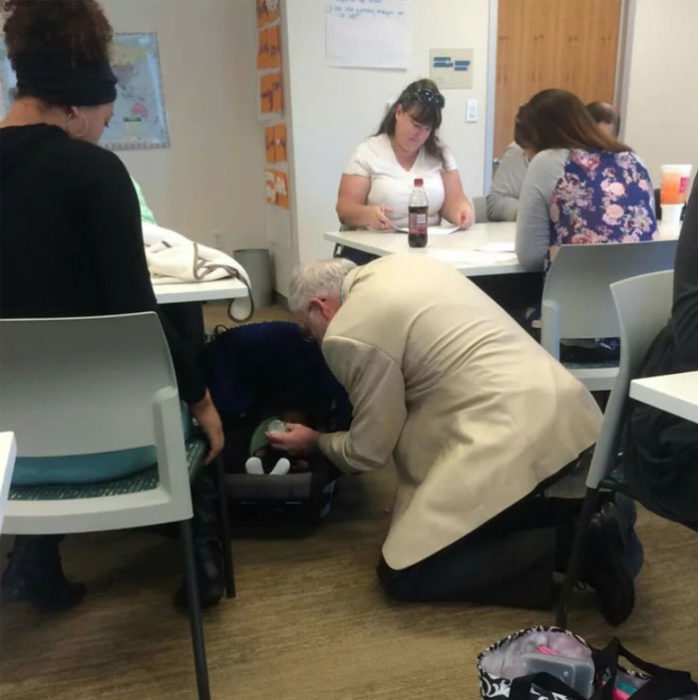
[11,403,193,486]
[9,438,207,502]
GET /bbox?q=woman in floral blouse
[514,89,657,273]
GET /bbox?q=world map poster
[105,33,170,150]
[0,32,170,151]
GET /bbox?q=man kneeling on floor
[268,255,641,625]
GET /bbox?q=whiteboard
[325,0,408,69]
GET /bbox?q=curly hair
[2,0,113,67]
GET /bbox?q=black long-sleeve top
[0,124,206,403]
[622,176,698,529]
[671,176,698,369]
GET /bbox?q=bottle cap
[414,178,424,186]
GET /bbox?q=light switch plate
[466,98,478,123]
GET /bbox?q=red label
[409,212,427,234]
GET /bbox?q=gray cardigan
[486,141,529,221]
[515,149,569,271]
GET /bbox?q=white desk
[325,220,682,277]
[325,222,524,277]
[0,432,17,534]
[325,222,524,276]
[630,371,698,424]
[153,278,248,305]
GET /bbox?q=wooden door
[494,0,622,159]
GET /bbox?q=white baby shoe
[245,456,264,475]
[269,458,291,476]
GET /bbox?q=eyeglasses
[406,87,445,109]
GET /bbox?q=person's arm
[81,151,222,461]
[672,177,698,365]
[487,143,529,221]
[336,173,393,230]
[515,150,566,271]
[317,336,407,474]
[440,169,474,229]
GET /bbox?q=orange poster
[274,170,289,209]
[270,71,283,113]
[265,126,276,163]
[264,169,276,205]
[257,0,280,28]
[260,73,273,114]
[273,123,287,162]
[257,28,270,70]
[268,25,281,68]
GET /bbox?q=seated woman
[487,99,623,222]
[486,124,530,222]
[335,79,473,263]
[623,177,698,529]
[0,0,224,610]
[586,101,621,139]
[515,89,656,272]
[514,90,657,358]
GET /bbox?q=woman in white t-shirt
[336,79,474,232]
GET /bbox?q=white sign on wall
[325,0,408,70]
[429,48,473,89]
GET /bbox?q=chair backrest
[585,270,674,488]
[472,196,488,223]
[541,239,677,357]
[0,313,179,458]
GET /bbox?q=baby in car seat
[245,409,311,476]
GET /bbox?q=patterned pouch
[477,627,698,700]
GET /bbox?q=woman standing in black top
[0,0,225,610]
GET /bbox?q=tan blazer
[317,254,601,570]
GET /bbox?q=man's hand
[265,423,320,456]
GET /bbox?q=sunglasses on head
[405,87,445,109]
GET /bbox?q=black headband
[14,51,117,106]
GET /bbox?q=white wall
[623,0,698,189]
[283,0,491,282]
[103,0,265,251]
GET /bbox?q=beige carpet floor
[1,304,696,698]
[1,465,697,699]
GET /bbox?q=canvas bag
[478,626,698,700]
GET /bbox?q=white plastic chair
[556,270,674,627]
[0,431,17,535]
[0,313,214,699]
[541,239,677,391]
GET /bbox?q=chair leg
[555,486,601,628]
[215,456,236,599]
[180,520,211,700]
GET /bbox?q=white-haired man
[268,254,639,624]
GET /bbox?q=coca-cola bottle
[408,178,428,248]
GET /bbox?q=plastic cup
[661,203,683,226]
[660,164,692,205]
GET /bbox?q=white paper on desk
[428,250,518,264]
[475,241,516,253]
[325,0,408,69]
[387,224,463,235]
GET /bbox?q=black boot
[581,502,635,626]
[176,470,225,608]
[1,535,86,612]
